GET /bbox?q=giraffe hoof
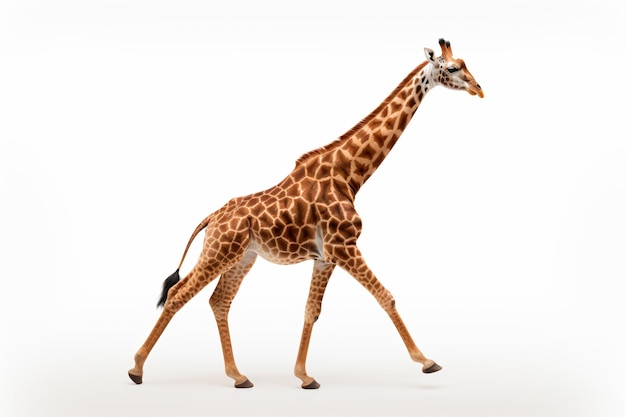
[235,379,254,388]
[423,362,442,374]
[302,379,320,389]
[128,372,143,384]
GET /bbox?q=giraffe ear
[424,48,436,65]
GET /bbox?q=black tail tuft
[157,269,180,308]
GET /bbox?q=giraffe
[128,38,483,389]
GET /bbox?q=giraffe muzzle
[468,83,484,98]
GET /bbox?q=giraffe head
[424,38,484,98]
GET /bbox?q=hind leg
[209,250,257,388]
[129,208,253,384]
[128,265,220,384]
[294,260,335,389]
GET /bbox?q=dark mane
[295,61,428,165]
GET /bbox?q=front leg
[332,244,442,374]
[294,260,335,389]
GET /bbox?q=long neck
[297,61,434,197]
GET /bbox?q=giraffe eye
[447,66,458,73]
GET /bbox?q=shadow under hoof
[423,362,443,374]
[128,372,143,384]
[235,379,254,388]
[302,380,321,389]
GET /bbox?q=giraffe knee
[383,298,396,312]
[164,297,184,313]
[163,284,194,312]
[209,298,229,317]
[305,307,321,323]
[305,312,320,323]
[208,294,219,310]
[377,290,396,312]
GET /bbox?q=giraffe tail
[157,269,180,308]
[156,214,212,308]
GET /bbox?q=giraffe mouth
[468,84,484,98]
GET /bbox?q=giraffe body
[129,39,483,388]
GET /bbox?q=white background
[1,1,625,416]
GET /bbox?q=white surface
[1,1,625,416]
